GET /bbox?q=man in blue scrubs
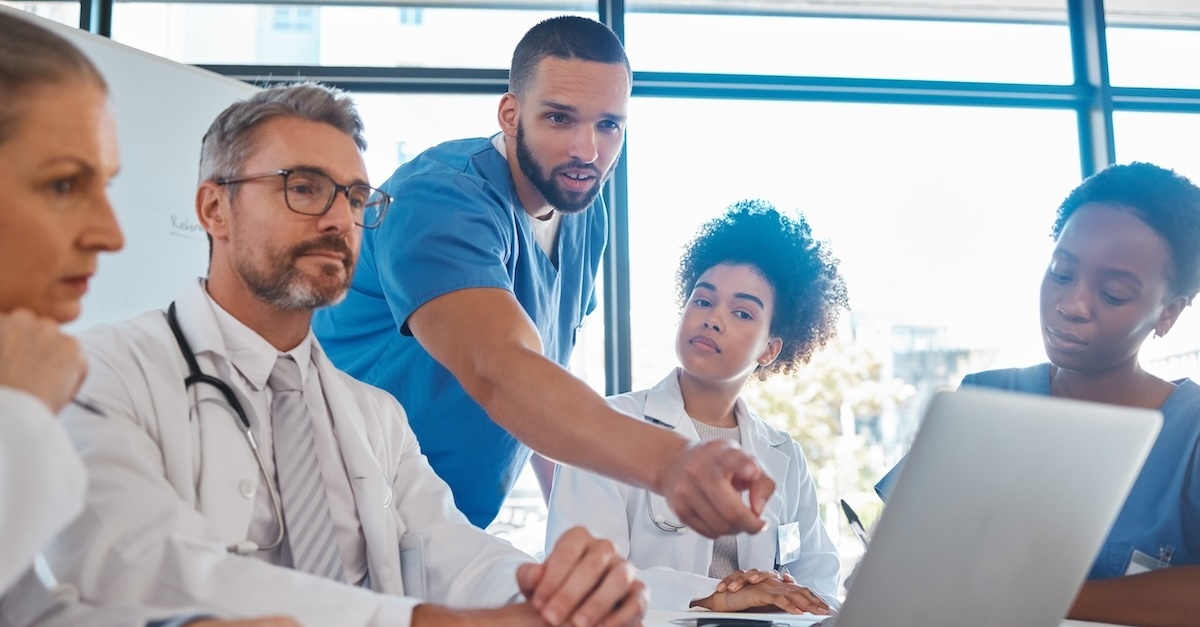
[314,15,774,538]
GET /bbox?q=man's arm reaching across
[1068,566,1200,627]
[407,287,774,540]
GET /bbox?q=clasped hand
[693,568,832,615]
[518,526,647,627]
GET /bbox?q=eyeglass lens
[283,170,388,227]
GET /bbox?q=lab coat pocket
[399,533,427,599]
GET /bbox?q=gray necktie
[268,354,345,582]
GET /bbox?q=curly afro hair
[676,199,849,379]
[1053,162,1200,303]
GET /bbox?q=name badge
[1125,546,1172,576]
[777,522,802,567]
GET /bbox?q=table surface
[643,609,1129,627]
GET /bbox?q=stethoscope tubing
[166,302,286,554]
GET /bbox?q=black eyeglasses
[215,168,391,229]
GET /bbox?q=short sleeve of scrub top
[373,170,517,336]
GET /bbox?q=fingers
[516,562,543,599]
[532,526,642,627]
[662,441,771,538]
[531,527,646,627]
[572,561,645,627]
[595,578,648,627]
[0,309,87,412]
[744,473,776,519]
[719,580,833,615]
[528,526,590,620]
[715,568,784,592]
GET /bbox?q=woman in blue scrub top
[878,162,1200,626]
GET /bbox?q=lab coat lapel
[735,402,791,571]
[641,371,714,573]
[174,281,263,545]
[314,354,404,595]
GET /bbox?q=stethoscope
[647,491,687,534]
[166,302,285,555]
[642,415,688,534]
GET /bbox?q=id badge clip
[1125,545,1173,576]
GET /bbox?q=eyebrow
[41,155,96,173]
[1053,248,1145,287]
[694,282,766,309]
[540,100,627,124]
[290,164,370,188]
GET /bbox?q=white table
[644,609,1128,626]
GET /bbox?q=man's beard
[235,233,356,310]
[515,123,610,214]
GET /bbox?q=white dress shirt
[206,292,369,584]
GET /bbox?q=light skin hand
[186,618,302,627]
[0,309,87,412]
[692,576,831,616]
[518,526,647,627]
[658,440,774,538]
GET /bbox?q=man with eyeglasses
[47,82,647,627]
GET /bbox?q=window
[1,0,80,26]
[110,2,592,66]
[271,6,314,31]
[626,97,1079,557]
[625,1,1072,83]
[1106,0,1200,89]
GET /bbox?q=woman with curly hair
[546,199,849,615]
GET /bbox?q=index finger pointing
[715,451,769,534]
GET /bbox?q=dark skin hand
[692,569,831,615]
[1068,566,1200,627]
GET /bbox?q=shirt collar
[202,284,316,392]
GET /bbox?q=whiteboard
[1,7,260,331]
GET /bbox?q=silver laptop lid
[833,387,1161,627]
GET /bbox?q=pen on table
[840,498,871,549]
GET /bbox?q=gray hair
[198,82,366,182]
[0,10,107,144]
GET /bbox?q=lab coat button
[238,479,255,499]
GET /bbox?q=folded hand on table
[692,569,831,615]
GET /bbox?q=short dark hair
[508,15,630,97]
[0,10,107,144]
[1053,161,1200,302]
[677,199,849,378]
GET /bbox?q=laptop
[817,387,1161,627]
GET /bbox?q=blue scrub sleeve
[374,172,518,335]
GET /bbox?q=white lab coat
[0,389,86,596]
[546,370,841,611]
[0,390,207,627]
[46,281,531,627]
